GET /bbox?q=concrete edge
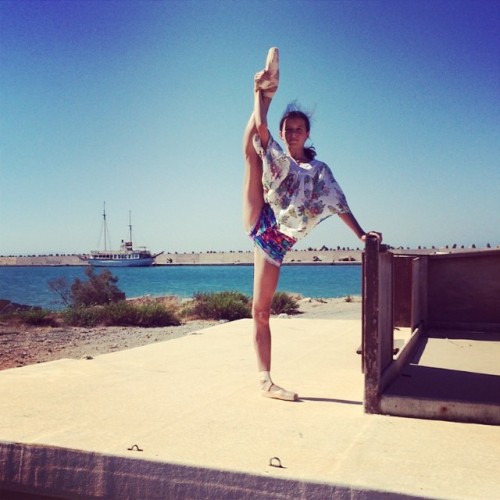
[0,441,425,500]
[380,395,500,425]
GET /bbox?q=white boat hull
[88,257,154,267]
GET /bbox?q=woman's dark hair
[279,101,316,160]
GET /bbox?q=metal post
[363,235,381,414]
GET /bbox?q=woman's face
[280,117,309,151]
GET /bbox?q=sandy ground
[0,297,361,371]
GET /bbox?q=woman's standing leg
[251,248,280,372]
[252,248,298,401]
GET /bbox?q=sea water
[0,265,361,310]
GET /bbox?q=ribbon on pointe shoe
[261,381,298,402]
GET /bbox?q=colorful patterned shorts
[248,204,297,267]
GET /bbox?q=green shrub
[70,268,126,307]
[99,301,137,326]
[18,308,56,326]
[62,306,103,327]
[189,291,251,321]
[271,292,300,315]
[47,276,72,307]
[134,301,181,327]
[62,301,181,328]
[102,301,181,327]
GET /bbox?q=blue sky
[1,0,499,256]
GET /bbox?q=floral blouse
[253,133,351,241]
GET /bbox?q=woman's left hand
[254,70,268,91]
[361,231,383,242]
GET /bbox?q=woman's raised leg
[242,49,278,232]
[241,112,265,233]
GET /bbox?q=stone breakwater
[0,250,362,266]
[156,249,362,266]
[1,247,496,266]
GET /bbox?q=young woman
[242,48,381,401]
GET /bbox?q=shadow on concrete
[300,396,363,406]
[387,364,500,405]
[0,442,423,500]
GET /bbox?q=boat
[88,204,163,267]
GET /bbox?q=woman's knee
[243,143,260,167]
[252,305,271,325]
[243,116,256,145]
[243,201,263,233]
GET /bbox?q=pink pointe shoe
[259,47,279,98]
[261,380,298,402]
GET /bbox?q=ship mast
[128,210,133,244]
[103,202,107,251]
[96,202,112,251]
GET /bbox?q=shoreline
[0,261,362,268]
[0,296,361,371]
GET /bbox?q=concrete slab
[1,319,499,499]
[383,330,500,424]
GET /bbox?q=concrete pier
[1,318,499,498]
